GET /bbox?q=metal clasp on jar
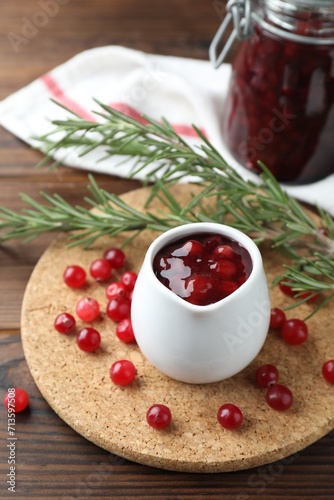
[209,0,253,68]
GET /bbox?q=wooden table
[0,1,333,498]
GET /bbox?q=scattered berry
[110,360,136,386]
[90,258,112,282]
[278,280,319,303]
[4,388,29,413]
[121,271,138,291]
[217,403,243,430]
[63,265,86,288]
[103,247,126,269]
[76,327,101,352]
[54,312,76,334]
[76,297,100,322]
[106,298,131,322]
[269,308,286,329]
[146,404,172,429]
[281,319,308,345]
[278,280,295,297]
[116,318,136,343]
[322,360,334,384]
[266,384,293,411]
[256,364,279,388]
[106,282,129,300]
[298,291,320,303]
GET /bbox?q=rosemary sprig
[1,101,334,315]
[32,101,334,251]
[0,177,215,248]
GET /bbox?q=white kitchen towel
[0,45,333,214]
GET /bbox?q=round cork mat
[21,184,334,473]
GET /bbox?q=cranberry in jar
[210,0,334,184]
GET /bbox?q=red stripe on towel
[111,102,150,125]
[172,124,205,138]
[38,78,208,139]
[110,102,207,139]
[41,73,96,122]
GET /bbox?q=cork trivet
[21,184,334,473]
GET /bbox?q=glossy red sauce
[153,232,253,306]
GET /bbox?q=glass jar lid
[256,0,334,39]
[210,0,334,68]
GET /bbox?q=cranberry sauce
[222,24,334,184]
[153,232,253,306]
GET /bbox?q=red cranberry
[4,388,29,413]
[106,298,131,322]
[116,318,136,343]
[214,260,237,279]
[322,360,334,384]
[76,327,101,352]
[76,297,100,322]
[106,282,129,300]
[298,291,320,303]
[217,403,243,430]
[146,404,172,429]
[255,364,279,388]
[121,271,138,291]
[63,265,86,288]
[54,312,76,334]
[278,282,318,304]
[269,308,286,329]
[103,247,126,269]
[213,245,236,260]
[89,258,112,282]
[184,274,215,306]
[278,280,295,297]
[171,239,204,259]
[110,360,136,386]
[281,319,308,345]
[203,234,222,251]
[266,384,293,411]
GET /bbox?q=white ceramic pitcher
[131,222,270,384]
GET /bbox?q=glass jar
[210,0,334,184]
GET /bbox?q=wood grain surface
[1,0,334,498]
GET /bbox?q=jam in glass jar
[210,0,334,184]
